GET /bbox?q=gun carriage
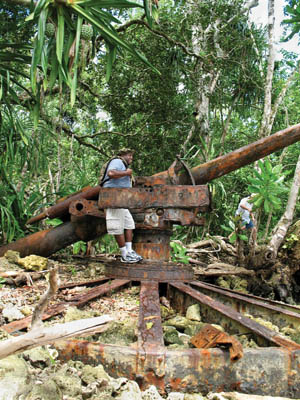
[1,124,300,396]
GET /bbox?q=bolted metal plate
[98,185,210,210]
[104,260,194,282]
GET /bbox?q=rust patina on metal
[51,276,300,396]
[190,324,244,361]
[1,123,300,397]
[104,261,194,281]
[98,185,209,210]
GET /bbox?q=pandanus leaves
[26,0,160,107]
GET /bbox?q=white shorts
[106,208,135,235]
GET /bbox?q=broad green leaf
[105,45,116,82]
[48,48,59,91]
[31,7,48,93]
[75,0,143,8]
[285,5,297,16]
[264,199,271,213]
[152,6,159,23]
[252,169,262,180]
[265,159,273,174]
[229,220,235,230]
[253,197,264,208]
[239,234,248,242]
[32,0,50,19]
[143,0,153,27]
[229,233,237,243]
[221,224,231,232]
[248,186,260,193]
[6,70,10,88]
[41,43,49,90]
[90,8,122,24]
[16,119,28,146]
[56,5,65,64]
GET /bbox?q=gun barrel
[26,186,100,225]
[0,216,106,258]
[24,123,300,227]
[190,123,300,184]
[151,123,300,185]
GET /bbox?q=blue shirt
[102,158,131,188]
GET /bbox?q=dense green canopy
[0,0,299,248]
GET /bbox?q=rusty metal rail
[2,264,300,397]
[170,281,300,351]
[189,281,300,330]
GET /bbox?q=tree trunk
[258,0,275,138]
[266,155,300,260]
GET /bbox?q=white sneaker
[121,253,140,263]
[128,250,143,261]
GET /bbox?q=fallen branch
[0,271,43,286]
[186,246,221,254]
[193,262,254,277]
[31,266,59,330]
[0,315,113,360]
[187,239,215,249]
[0,270,42,279]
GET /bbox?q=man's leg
[124,229,133,252]
[124,210,143,261]
[114,234,127,258]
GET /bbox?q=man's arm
[108,169,132,179]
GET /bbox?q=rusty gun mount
[1,124,300,397]
[1,122,300,258]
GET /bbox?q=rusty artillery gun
[1,124,300,397]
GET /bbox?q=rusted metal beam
[1,279,130,334]
[59,277,109,290]
[170,282,300,350]
[136,281,166,391]
[138,281,164,346]
[190,281,300,330]
[200,281,300,315]
[98,186,209,210]
[0,221,78,258]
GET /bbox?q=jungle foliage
[0,0,299,249]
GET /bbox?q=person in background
[235,194,257,236]
[102,148,143,264]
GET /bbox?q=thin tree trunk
[258,0,275,138]
[266,155,300,260]
[264,209,273,241]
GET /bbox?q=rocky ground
[0,247,299,400]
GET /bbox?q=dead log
[0,315,113,360]
[0,271,44,286]
[193,262,254,277]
